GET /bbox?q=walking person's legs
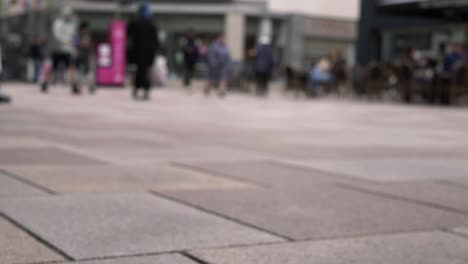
[255,72,263,96]
[133,65,145,100]
[184,63,194,87]
[70,65,81,95]
[33,59,42,83]
[218,79,227,98]
[263,74,270,96]
[204,80,212,95]
[218,66,229,98]
[71,56,83,95]
[256,72,269,96]
[141,65,151,100]
[205,67,216,96]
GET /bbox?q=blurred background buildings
[358,0,468,65]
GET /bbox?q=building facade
[1,0,356,78]
[358,0,468,65]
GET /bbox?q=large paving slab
[0,171,47,197]
[78,146,267,164]
[179,160,364,188]
[0,147,105,165]
[72,254,195,264]
[5,165,253,193]
[0,217,64,264]
[339,181,468,214]
[440,179,468,190]
[0,136,54,148]
[191,231,468,264]
[52,135,170,149]
[298,158,468,182]
[0,193,282,260]
[159,186,468,240]
[252,144,468,160]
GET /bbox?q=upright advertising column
[96,20,127,86]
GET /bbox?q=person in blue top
[254,36,274,97]
[206,35,231,97]
[443,43,464,74]
[310,55,334,96]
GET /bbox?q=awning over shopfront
[378,0,468,18]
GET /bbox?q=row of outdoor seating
[353,63,468,105]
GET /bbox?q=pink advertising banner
[96,20,127,86]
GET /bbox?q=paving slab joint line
[0,169,58,195]
[181,252,213,264]
[171,162,271,189]
[149,190,294,242]
[440,228,468,241]
[56,250,182,264]
[17,259,67,264]
[21,249,198,264]
[0,210,74,261]
[277,161,378,184]
[335,183,468,216]
[197,228,468,253]
[435,180,468,191]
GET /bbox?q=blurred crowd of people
[180,31,275,98]
[28,7,95,95]
[3,3,468,105]
[0,2,277,101]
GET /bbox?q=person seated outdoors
[309,55,334,95]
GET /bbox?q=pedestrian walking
[73,22,95,94]
[0,42,11,104]
[182,30,199,87]
[28,36,45,83]
[41,6,78,93]
[254,36,274,96]
[206,35,231,97]
[127,3,159,100]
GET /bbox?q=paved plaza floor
[1,83,468,263]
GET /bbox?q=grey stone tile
[72,254,195,264]
[0,136,53,148]
[80,146,266,164]
[180,160,363,188]
[441,179,468,190]
[0,147,105,165]
[0,171,47,196]
[340,181,468,214]
[300,158,468,182]
[257,145,468,160]
[0,193,282,260]
[53,136,170,149]
[6,165,253,193]
[192,231,468,264]
[0,217,63,263]
[160,186,468,240]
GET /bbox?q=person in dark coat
[127,3,159,100]
[254,36,274,96]
[182,30,199,87]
